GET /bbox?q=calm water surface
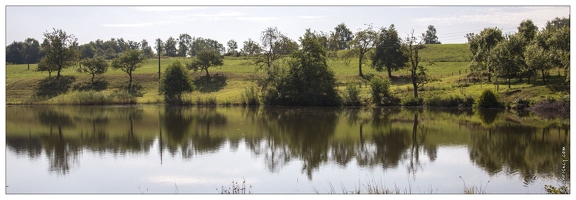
[5,106,570,194]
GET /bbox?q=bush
[342,83,361,106]
[160,61,195,105]
[513,98,531,110]
[475,89,502,108]
[370,77,397,106]
[424,95,475,108]
[402,95,423,106]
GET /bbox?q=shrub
[402,95,423,106]
[342,83,361,106]
[423,95,475,108]
[475,89,502,108]
[370,77,397,106]
[513,98,530,110]
[160,61,195,105]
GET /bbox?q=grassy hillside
[5,44,569,107]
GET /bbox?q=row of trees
[466,17,570,88]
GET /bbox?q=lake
[5,105,570,194]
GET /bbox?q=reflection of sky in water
[6,140,561,194]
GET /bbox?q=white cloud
[101,22,154,27]
[298,16,325,19]
[133,6,202,12]
[413,6,569,27]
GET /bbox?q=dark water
[5,106,570,194]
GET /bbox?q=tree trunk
[387,68,392,79]
[206,67,210,78]
[358,53,364,77]
[508,76,511,89]
[487,67,492,82]
[27,63,30,70]
[412,71,418,98]
[541,69,546,84]
[128,72,132,90]
[91,74,95,83]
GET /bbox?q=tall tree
[263,29,339,106]
[78,56,108,83]
[257,27,284,75]
[334,23,354,50]
[468,27,504,82]
[402,30,428,98]
[178,33,192,57]
[227,39,238,55]
[242,38,261,56]
[141,39,154,58]
[422,25,441,44]
[345,24,377,78]
[39,28,79,79]
[489,34,522,88]
[371,24,407,78]
[6,41,25,64]
[79,43,96,60]
[111,50,145,89]
[187,49,223,77]
[23,38,41,70]
[164,36,177,57]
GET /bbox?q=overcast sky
[3,2,572,51]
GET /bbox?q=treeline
[466,17,570,88]
[5,17,570,107]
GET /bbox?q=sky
[3,1,571,53]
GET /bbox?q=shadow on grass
[73,79,108,91]
[126,83,144,97]
[34,76,76,100]
[194,73,227,93]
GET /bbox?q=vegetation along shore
[5,17,569,117]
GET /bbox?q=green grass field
[5,44,569,106]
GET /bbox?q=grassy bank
[5,44,569,109]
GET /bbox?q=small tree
[370,76,393,105]
[187,49,223,77]
[79,56,108,83]
[422,25,441,44]
[160,60,195,104]
[39,28,79,79]
[402,30,430,98]
[111,49,145,89]
[345,24,377,78]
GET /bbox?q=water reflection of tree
[6,131,43,159]
[162,107,228,159]
[250,108,339,179]
[467,121,570,186]
[36,108,81,176]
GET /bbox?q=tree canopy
[371,24,406,78]
[39,28,79,79]
[187,49,224,77]
[160,60,195,104]
[111,49,145,89]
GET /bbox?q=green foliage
[423,25,441,44]
[401,95,423,106]
[111,49,145,89]
[369,76,397,106]
[187,49,224,77]
[79,56,109,82]
[424,95,474,108]
[263,29,340,106]
[342,83,361,106]
[475,89,502,108]
[39,28,79,78]
[371,24,406,78]
[160,61,195,104]
[241,85,260,106]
